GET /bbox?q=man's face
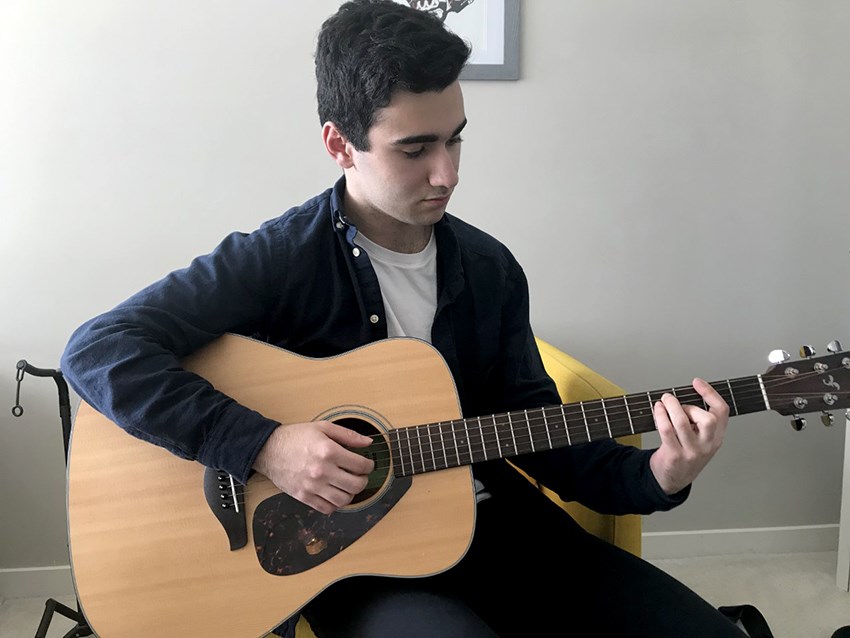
[344,81,466,232]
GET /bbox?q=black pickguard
[252,476,411,575]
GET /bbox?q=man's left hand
[648,378,730,495]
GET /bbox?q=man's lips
[423,193,451,204]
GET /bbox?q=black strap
[718,604,775,638]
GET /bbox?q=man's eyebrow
[392,118,468,146]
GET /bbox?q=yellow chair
[286,338,641,637]
[532,337,642,557]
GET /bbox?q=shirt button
[369,314,379,324]
[336,221,344,229]
[352,247,361,257]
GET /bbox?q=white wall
[2,0,849,581]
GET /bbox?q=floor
[1,552,849,637]
[650,551,850,638]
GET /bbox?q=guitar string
[262,366,843,473]
[324,369,850,471]
[228,369,847,495]
[226,384,849,505]
[224,366,848,500]
[222,382,847,508]
[224,386,850,508]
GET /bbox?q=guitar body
[67,335,476,638]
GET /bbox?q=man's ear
[322,122,356,169]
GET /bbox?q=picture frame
[400,0,521,81]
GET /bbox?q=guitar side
[67,335,476,638]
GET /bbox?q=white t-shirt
[354,229,491,502]
[353,231,437,342]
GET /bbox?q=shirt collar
[328,174,465,305]
[330,175,350,232]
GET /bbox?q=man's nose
[429,147,459,189]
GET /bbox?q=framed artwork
[399,0,520,80]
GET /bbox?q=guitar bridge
[203,467,248,551]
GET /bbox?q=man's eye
[447,135,464,146]
[403,147,426,159]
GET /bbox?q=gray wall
[2,0,849,573]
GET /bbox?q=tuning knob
[790,416,807,431]
[768,350,791,364]
[827,340,844,354]
[821,412,835,427]
[800,345,816,359]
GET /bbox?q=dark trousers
[302,464,745,638]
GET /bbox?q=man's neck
[343,193,433,254]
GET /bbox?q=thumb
[321,421,373,448]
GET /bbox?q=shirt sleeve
[60,227,283,484]
[489,259,689,515]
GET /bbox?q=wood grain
[67,335,475,637]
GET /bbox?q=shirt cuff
[197,400,281,485]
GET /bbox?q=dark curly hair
[316,0,471,151]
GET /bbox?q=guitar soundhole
[334,417,390,505]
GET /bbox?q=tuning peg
[827,340,844,354]
[790,415,807,431]
[800,345,816,359]
[768,350,791,364]
[821,412,835,427]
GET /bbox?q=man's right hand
[252,421,375,515]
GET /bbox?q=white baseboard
[643,524,840,560]
[0,566,74,600]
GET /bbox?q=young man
[61,1,742,636]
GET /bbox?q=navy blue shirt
[61,177,685,515]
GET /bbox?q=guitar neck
[389,375,768,478]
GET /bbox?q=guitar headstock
[762,341,850,429]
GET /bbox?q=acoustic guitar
[67,334,850,637]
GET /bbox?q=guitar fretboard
[388,376,767,477]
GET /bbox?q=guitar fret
[404,428,414,477]
[439,422,450,469]
[492,415,502,457]
[543,406,566,447]
[542,408,553,450]
[410,426,420,474]
[449,421,461,467]
[425,423,437,471]
[623,397,635,434]
[602,398,614,439]
[437,422,449,470]
[630,393,656,433]
[493,413,513,456]
[416,426,426,474]
[481,415,500,460]
[507,412,518,454]
[726,379,739,416]
[606,396,629,438]
[580,402,591,441]
[462,419,474,463]
[478,416,488,461]
[757,374,771,411]
[560,405,571,445]
[392,430,401,476]
[525,410,535,453]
